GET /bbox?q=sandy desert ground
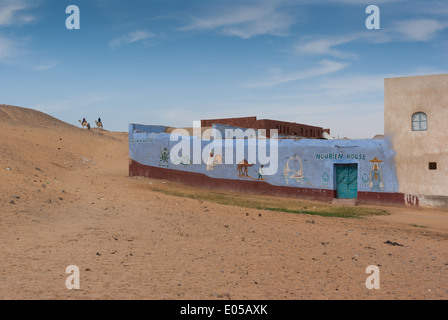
[0,104,447,300]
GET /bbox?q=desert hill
[0,104,78,129]
[0,105,447,300]
[0,104,127,216]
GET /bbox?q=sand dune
[0,104,71,127]
[0,105,447,300]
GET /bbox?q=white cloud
[0,1,43,65]
[0,34,18,60]
[296,35,359,59]
[35,95,109,114]
[295,17,448,59]
[396,1,448,17]
[394,19,447,41]
[245,60,348,87]
[109,30,155,50]
[32,61,59,71]
[0,0,35,26]
[221,11,295,39]
[318,74,385,97]
[180,3,297,39]
[0,35,60,69]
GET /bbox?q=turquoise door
[336,164,358,199]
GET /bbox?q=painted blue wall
[129,124,399,193]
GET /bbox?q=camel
[78,119,88,128]
[95,120,103,129]
[237,159,254,176]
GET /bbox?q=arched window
[412,112,427,131]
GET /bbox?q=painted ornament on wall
[369,157,384,191]
[206,150,222,171]
[173,154,192,167]
[159,147,170,168]
[321,172,329,187]
[361,172,370,187]
[283,155,309,185]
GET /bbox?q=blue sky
[0,0,447,138]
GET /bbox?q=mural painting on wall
[236,159,254,177]
[173,154,192,167]
[258,165,265,180]
[206,150,222,171]
[283,155,310,186]
[361,173,370,187]
[321,172,329,187]
[234,159,266,181]
[369,157,384,191]
[159,147,170,168]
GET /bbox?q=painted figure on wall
[361,173,370,187]
[206,151,222,171]
[258,165,264,180]
[206,150,216,171]
[283,155,309,185]
[237,159,254,177]
[369,157,383,191]
[173,155,192,167]
[159,147,170,167]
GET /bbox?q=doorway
[335,164,358,199]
